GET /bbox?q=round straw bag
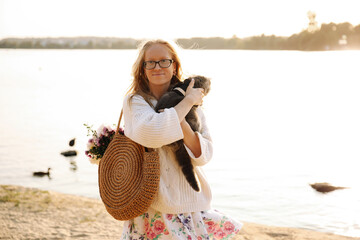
[98,110,160,221]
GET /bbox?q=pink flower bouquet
[84,124,124,165]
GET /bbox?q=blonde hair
[127,39,183,105]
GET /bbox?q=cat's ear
[183,78,192,85]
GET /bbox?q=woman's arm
[181,120,201,158]
[183,107,213,166]
[174,97,202,157]
[174,79,204,157]
[124,80,204,149]
[123,95,184,148]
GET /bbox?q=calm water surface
[0,49,359,237]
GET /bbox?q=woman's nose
[154,63,162,69]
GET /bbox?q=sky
[1,0,360,40]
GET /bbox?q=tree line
[1,22,359,51]
[177,22,360,50]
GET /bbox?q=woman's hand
[174,79,204,123]
[184,78,204,106]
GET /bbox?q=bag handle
[116,108,152,152]
[116,109,123,134]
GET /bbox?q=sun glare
[1,0,360,39]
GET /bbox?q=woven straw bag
[98,109,160,221]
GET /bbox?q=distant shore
[0,185,359,240]
[2,21,360,51]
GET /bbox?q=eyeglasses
[143,59,174,70]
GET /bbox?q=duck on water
[33,168,51,177]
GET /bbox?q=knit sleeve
[184,107,213,166]
[123,95,184,148]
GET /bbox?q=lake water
[0,49,359,237]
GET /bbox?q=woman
[122,39,242,239]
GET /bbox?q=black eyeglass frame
[143,59,174,70]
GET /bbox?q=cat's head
[183,75,211,95]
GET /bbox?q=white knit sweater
[122,94,213,214]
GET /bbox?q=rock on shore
[0,185,358,240]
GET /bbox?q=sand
[0,185,359,240]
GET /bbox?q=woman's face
[144,43,176,91]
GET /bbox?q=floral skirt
[121,208,242,240]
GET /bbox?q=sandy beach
[0,185,358,240]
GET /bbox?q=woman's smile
[152,72,165,76]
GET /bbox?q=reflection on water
[0,49,359,237]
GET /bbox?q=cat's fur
[154,75,211,192]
